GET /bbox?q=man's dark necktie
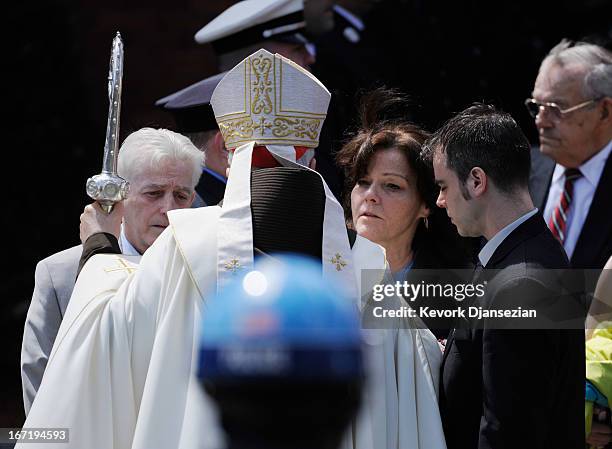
[472,259,484,284]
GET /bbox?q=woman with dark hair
[337,87,475,335]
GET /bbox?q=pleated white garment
[20,206,446,449]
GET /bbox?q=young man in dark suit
[425,103,584,449]
[527,39,612,269]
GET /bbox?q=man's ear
[309,156,317,170]
[213,131,226,154]
[600,97,611,121]
[468,167,487,198]
[225,146,234,178]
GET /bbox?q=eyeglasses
[524,97,599,120]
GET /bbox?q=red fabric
[229,146,310,168]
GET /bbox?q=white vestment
[21,206,446,449]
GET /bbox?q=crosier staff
[86,32,129,213]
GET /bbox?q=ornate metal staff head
[86,32,129,213]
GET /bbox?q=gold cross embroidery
[225,257,241,273]
[104,257,137,275]
[330,253,347,271]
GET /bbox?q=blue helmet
[198,254,363,383]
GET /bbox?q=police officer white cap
[194,0,307,53]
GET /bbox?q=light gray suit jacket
[21,245,81,415]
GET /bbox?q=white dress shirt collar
[551,139,612,188]
[544,139,611,259]
[478,208,539,267]
[119,225,141,256]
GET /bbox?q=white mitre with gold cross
[211,47,329,149]
[209,49,363,297]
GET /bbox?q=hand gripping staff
[85,32,129,213]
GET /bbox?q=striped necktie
[548,168,582,243]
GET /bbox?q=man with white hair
[20,127,202,414]
[156,73,229,207]
[527,39,612,269]
[156,0,341,206]
[19,50,444,449]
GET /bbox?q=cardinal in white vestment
[20,49,446,449]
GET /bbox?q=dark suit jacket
[439,214,584,449]
[192,169,226,208]
[529,147,612,269]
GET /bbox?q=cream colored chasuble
[20,49,446,449]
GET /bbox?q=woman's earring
[424,217,429,229]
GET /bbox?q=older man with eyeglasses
[526,38,612,270]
